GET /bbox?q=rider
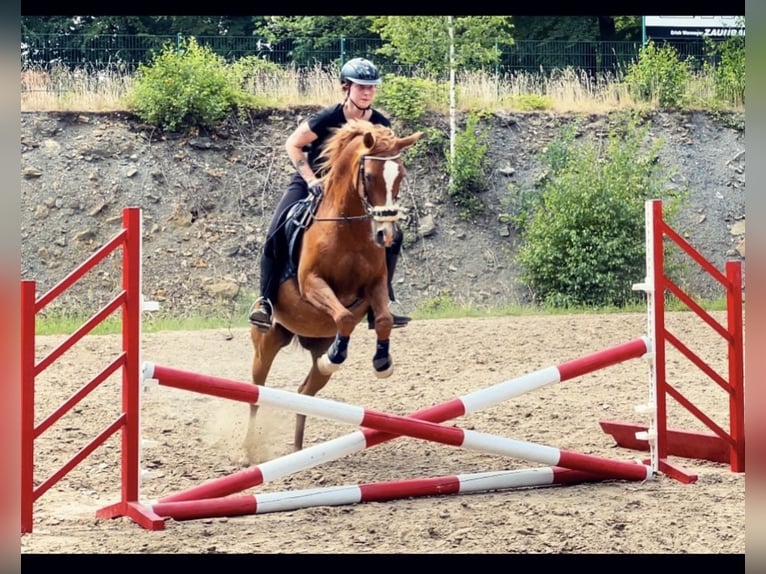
[248,57,411,332]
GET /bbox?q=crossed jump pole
[21,200,745,533]
[143,336,653,522]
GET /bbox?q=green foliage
[446,111,490,219]
[703,35,745,106]
[377,77,448,164]
[415,291,460,315]
[251,16,377,66]
[377,75,435,123]
[370,16,514,76]
[624,41,691,108]
[499,181,542,233]
[227,55,285,109]
[513,94,552,111]
[708,110,745,131]
[404,126,448,164]
[514,115,686,308]
[127,37,257,132]
[228,54,284,84]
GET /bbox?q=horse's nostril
[376,229,386,245]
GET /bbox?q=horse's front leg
[301,272,358,334]
[300,272,357,375]
[368,280,394,379]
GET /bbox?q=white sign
[644,15,745,39]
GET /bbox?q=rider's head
[340,58,381,112]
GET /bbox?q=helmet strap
[348,96,371,112]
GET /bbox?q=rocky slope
[20,108,746,322]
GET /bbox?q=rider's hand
[307,179,323,197]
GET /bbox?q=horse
[244,119,423,461]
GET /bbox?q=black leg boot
[249,246,280,330]
[368,228,410,329]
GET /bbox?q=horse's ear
[399,131,424,150]
[363,131,376,150]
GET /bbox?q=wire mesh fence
[20,33,716,77]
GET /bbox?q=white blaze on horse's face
[382,159,400,205]
[371,158,403,248]
[361,153,405,248]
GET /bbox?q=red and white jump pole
[152,466,610,521]
[146,336,652,506]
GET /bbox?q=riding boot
[368,230,410,329]
[385,236,401,303]
[249,247,281,331]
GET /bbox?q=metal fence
[20,33,717,77]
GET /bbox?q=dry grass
[22,64,134,112]
[19,63,743,115]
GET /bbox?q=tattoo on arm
[294,158,306,169]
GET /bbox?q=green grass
[33,295,731,336]
[34,312,244,336]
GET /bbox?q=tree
[251,16,379,66]
[509,16,641,73]
[21,15,261,37]
[370,16,514,76]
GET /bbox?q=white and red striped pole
[146,336,652,504]
[152,466,612,521]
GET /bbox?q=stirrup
[249,297,273,331]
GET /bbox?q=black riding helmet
[339,57,382,86]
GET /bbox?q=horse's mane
[317,119,398,192]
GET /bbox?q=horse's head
[320,120,423,248]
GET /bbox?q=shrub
[227,55,286,91]
[446,111,490,219]
[703,36,745,107]
[514,94,552,111]
[404,125,448,165]
[515,115,686,308]
[127,37,253,132]
[624,41,691,108]
[377,75,442,124]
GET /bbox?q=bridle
[312,152,407,224]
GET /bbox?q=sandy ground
[20,313,744,554]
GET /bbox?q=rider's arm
[285,121,320,185]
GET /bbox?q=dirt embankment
[20,109,745,321]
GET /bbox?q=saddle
[278,194,321,283]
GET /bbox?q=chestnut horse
[244,119,423,460]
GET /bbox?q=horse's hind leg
[293,338,334,451]
[243,324,293,465]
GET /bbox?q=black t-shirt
[305,103,390,174]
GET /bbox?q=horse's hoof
[373,357,394,379]
[317,354,343,375]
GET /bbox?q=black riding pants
[260,172,308,301]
